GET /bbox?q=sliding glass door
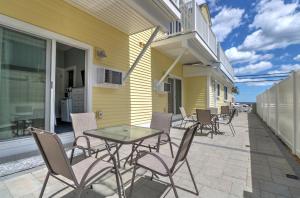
[0,26,50,140]
[168,78,182,114]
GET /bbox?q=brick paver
[0,113,299,198]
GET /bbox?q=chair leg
[114,168,122,198]
[76,188,83,198]
[95,150,99,158]
[169,174,179,198]
[70,148,75,164]
[39,171,50,198]
[186,160,199,195]
[169,141,174,158]
[130,144,135,165]
[148,145,152,152]
[116,150,120,168]
[229,123,236,136]
[129,165,137,197]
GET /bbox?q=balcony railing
[218,44,235,79]
[168,0,218,56]
[170,0,180,8]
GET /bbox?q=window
[224,86,228,100]
[217,84,220,97]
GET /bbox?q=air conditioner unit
[154,81,171,93]
[94,66,123,88]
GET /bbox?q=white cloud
[234,61,273,75]
[239,0,300,51]
[294,54,300,61]
[235,77,276,86]
[225,47,273,64]
[212,7,245,42]
[246,81,275,86]
[269,64,300,74]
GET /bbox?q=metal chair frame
[129,124,199,198]
[29,127,123,198]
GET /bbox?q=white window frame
[224,86,228,101]
[217,83,220,98]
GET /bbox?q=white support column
[123,26,160,82]
[158,48,186,84]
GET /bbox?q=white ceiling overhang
[65,0,180,34]
[152,32,218,66]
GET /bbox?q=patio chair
[129,124,199,198]
[207,107,218,115]
[137,112,174,157]
[216,109,237,136]
[179,107,196,128]
[29,127,122,198]
[196,109,215,138]
[70,113,116,164]
[221,106,230,119]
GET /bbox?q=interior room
[55,43,85,133]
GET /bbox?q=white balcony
[153,0,234,82]
[218,45,235,82]
[65,0,181,34]
[178,0,218,56]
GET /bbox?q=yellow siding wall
[0,0,183,126]
[208,79,233,111]
[129,30,153,125]
[152,49,183,113]
[184,76,207,115]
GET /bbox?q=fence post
[276,84,280,136]
[293,71,297,155]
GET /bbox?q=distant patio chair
[207,107,218,115]
[29,127,122,198]
[196,109,215,138]
[216,109,237,136]
[221,106,230,118]
[179,107,196,128]
[129,124,199,198]
[70,113,116,164]
[137,112,174,157]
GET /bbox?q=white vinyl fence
[256,71,300,157]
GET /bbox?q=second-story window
[224,86,228,100]
[217,84,220,97]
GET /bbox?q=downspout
[158,48,186,84]
[123,26,160,82]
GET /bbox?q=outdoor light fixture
[96,48,107,59]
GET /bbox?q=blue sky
[204,0,300,102]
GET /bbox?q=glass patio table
[83,125,163,167]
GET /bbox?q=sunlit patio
[0,112,300,198]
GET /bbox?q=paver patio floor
[0,112,300,198]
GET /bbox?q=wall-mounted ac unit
[94,66,124,88]
[154,80,171,93]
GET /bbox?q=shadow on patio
[245,113,300,197]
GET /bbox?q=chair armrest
[74,135,91,148]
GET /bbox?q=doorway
[168,77,182,114]
[54,43,86,133]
